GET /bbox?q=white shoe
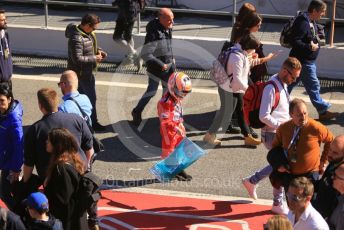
[271,203,289,215]
[242,177,258,200]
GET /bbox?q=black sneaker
[92,122,106,132]
[226,125,241,134]
[249,127,259,139]
[176,170,192,181]
[131,109,142,126]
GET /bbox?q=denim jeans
[134,72,169,113]
[249,131,283,205]
[78,74,97,124]
[0,170,16,210]
[288,62,330,114]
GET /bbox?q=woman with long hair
[44,128,87,230]
[0,84,23,210]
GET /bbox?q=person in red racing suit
[157,72,192,181]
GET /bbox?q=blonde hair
[265,215,293,230]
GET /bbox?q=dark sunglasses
[285,68,298,81]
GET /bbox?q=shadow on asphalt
[96,110,260,163]
[316,112,344,127]
[103,178,160,189]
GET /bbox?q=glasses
[88,23,97,30]
[285,68,298,81]
[333,173,344,181]
[286,192,305,202]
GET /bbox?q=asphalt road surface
[13,65,344,201]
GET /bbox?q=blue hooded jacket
[0,100,23,171]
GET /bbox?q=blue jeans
[249,131,283,205]
[0,170,16,210]
[134,72,169,113]
[288,62,330,114]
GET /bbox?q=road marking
[99,187,273,206]
[13,74,344,105]
[98,206,250,229]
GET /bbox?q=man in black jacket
[312,135,344,219]
[65,13,107,131]
[0,9,13,92]
[131,8,175,126]
[288,0,338,121]
[112,0,143,69]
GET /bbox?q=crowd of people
[0,0,343,229]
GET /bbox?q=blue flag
[150,138,206,182]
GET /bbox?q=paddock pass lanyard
[0,31,9,59]
[287,126,301,163]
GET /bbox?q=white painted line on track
[98,206,250,229]
[13,74,344,105]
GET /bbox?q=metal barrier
[2,0,344,46]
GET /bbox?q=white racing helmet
[167,72,192,99]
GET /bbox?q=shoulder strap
[222,47,242,78]
[66,97,93,131]
[267,81,280,112]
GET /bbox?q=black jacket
[312,162,342,219]
[113,0,141,22]
[289,12,320,63]
[65,24,99,79]
[0,31,13,82]
[0,208,26,230]
[141,18,175,77]
[44,163,87,230]
[27,215,63,230]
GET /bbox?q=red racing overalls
[157,93,185,159]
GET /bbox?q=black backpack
[280,11,303,48]
[77,171,103,215]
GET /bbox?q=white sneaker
[271,203,289,215]
[242,177,258,200]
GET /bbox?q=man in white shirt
[287,177,329,230]
[242,57,302,214]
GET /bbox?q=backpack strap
[266,80,280,113]
[222,47,243,80]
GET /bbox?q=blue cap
[24,192,49,212]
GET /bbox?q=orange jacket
[272,118,334,175]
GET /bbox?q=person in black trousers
[131,8,175,126]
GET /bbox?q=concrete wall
[9,25,344,79]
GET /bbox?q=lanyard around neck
[287,126,301,150]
